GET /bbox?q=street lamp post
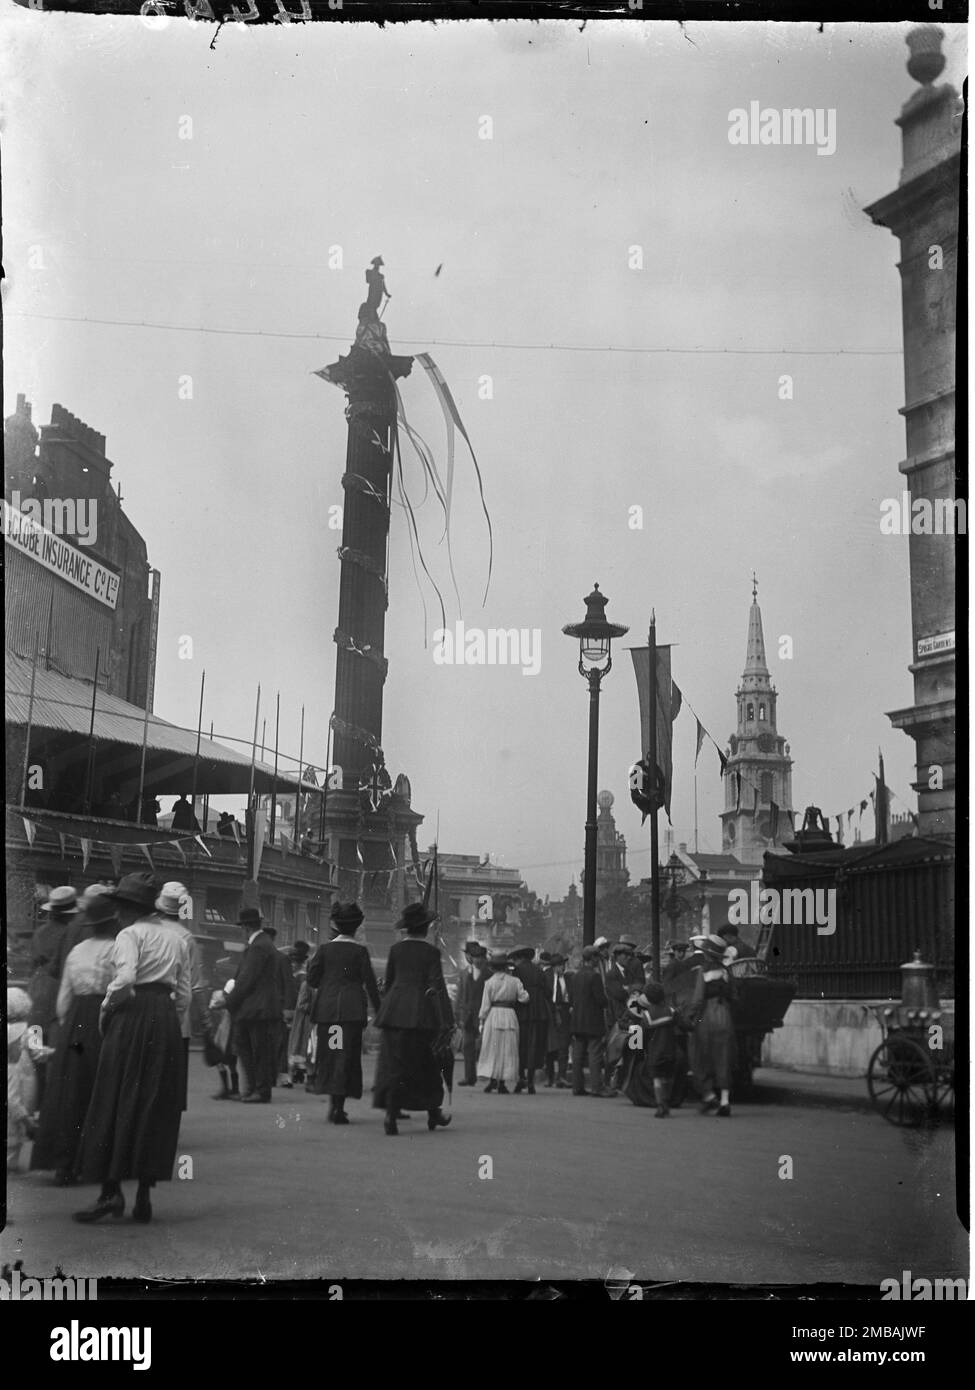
[563,584,628,947]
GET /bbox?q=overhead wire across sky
[6,311,902,357]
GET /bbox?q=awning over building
[6,651,315,799]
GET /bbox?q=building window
[746,703,755,721]
[759,703,766,721]
[204,888,240,926]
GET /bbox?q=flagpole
[247,684,261,879]
[202,721,214,836]
[136,672,152,826]
[295,705,305,847]
[648,614,661,979]
[19,630,41,807]
[270,692,280,844]
[189,668,206,832]
[83,648,101,816]
[694,767,699,856]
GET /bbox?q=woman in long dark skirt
[31,897,119,1184]
[305,902,380,1123]
[620,983,677,1118]
[687,934,738,1117]
[73,895,190,1224]
[372,903,453,1136]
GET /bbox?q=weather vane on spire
[752,571,758,601]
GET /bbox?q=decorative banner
[694,719,706,767]
[23,817,36,847]
[630,644,682,820]
[58,833,67,860]
[195,835,212,858]
[172,841,187,867]
[717,747,728,779]
[80,838,91,871]
[140,844,154,870]
[835,816,844,845]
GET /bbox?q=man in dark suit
[602,944,636,1093]
[225,908,282,1102]
[542,953,571,1088]
[454,941,488,1086]
[509,946,549,1095]
[567,946,611,1097]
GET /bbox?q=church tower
[720,579,793,866]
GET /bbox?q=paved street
[4,1057,963,1288]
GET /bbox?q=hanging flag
[80,838,91,871]
[23,818,36,848]
[717,746,728,779]
[769,800,780,839]
[58,833,67,860]
[231,819,241,846]
[139,844,154,870]
[630,644,681,819]
[694,719,706,767]
[415,352,494,605]
[786,809,796,832]
[195,835,212,859]
[172,841,187,866]
[875,749,890,846]
[858,799,868,822]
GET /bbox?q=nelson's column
[317,259,424,955]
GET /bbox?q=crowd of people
[8,878,755,1223]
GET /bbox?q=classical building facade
[866,26,960,838]
[720,582,794,867]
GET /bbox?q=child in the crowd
[7,987,54,1169]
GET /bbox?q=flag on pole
[630,644,681,819]
[23,818,36,848]
[875,749,890,846]
[694,719,706,767]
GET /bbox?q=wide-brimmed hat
[593,936,609,949]
[238,907,263,929]
[702,933,727,953]
[618,935,638,948]
[612,942,634,955]
[155,881,188,916]
[80,883,113,906]
[508,945,534,960]
[715,923,739,939]
[110,872,157,911]
[488,952,511,970]
[330,901,364,933]
[463,939,486,957]
[41,885,78,916]
[83,896,120,931]
[581,945,599,961]
[398,902,437,932]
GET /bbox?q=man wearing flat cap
[454,941,488,1087]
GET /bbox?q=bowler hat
[238,907,263,929]
[330,901,364,933]
[41,885,78,916]
[111,872,157,911]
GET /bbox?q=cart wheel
[928,1063,955,1116]
[867,1036,935,1127]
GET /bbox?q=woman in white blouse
[31,896,119,1185]
[73,887,190,1225]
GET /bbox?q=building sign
[2,500,120,610]
[916,631,955,660]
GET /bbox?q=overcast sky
[2,15,965,898]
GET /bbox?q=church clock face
[758,733,776,754]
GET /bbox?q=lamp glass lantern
[562,583,629,673]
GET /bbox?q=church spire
[743,573,770,682]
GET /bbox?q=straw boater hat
[155,881,188,916]
[41,886,78,917]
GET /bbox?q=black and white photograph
[1,2,966,1324]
